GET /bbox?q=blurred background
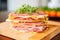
[0,0,60,22]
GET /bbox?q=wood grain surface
[0,21,60,40]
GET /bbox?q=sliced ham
[7,13,48,32]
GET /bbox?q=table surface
[0,21,60,40]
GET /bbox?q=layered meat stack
[6,13,48,32]
[6,5,48,32]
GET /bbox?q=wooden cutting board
[0,21,60,40]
